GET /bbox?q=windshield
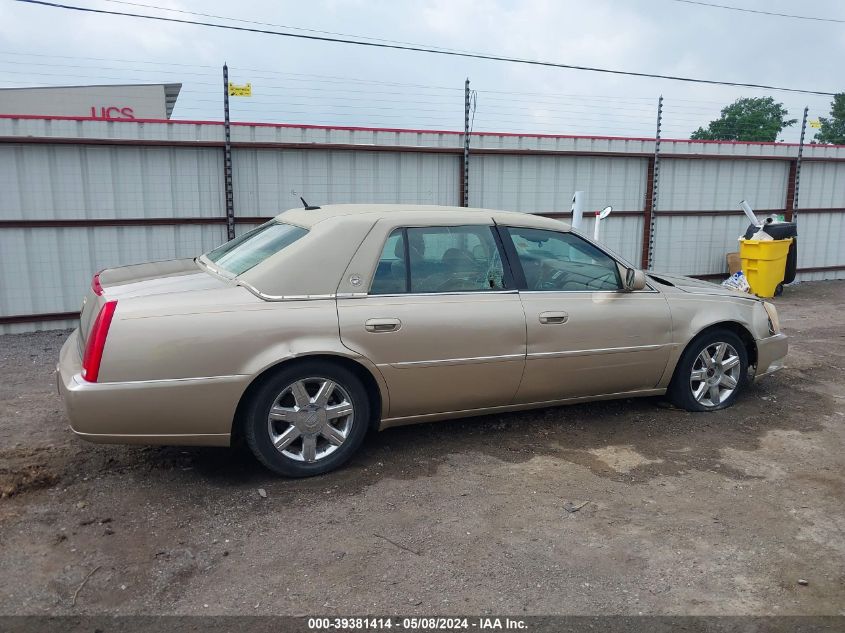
[204,222,308,275]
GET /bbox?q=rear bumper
[754,332,788,381]
[57,329,246,447]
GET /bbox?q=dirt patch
[0,448,60,498]
[588,446,664,473]
[0,280,843,616]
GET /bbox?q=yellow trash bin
[739,238,793,298]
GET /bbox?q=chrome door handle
[365,318,401,333]
[539,311,568,324]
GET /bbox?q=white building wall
[0,85,171,119]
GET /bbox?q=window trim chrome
[516,287,661,295]
[237,280,366,301]
[354,289,520,299]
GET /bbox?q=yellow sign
[809,119,821,129]
[228,82,252,97]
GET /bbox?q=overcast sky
[0,0,842,141]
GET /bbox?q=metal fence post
[645,95,663,270]
[462,78,470,207]
[222,63,236,240]
[792,106,809,224]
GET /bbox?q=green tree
[690,97,797,142]
[813,93,845,145]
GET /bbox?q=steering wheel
[536,265,568,290]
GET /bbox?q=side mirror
[624,268,647,291]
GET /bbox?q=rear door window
[369,229,407,295]
[370,225,508,294]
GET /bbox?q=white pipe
[571,191,584,230]
[740,200,760,226]
[593,206,612,242]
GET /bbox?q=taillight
[91,270,104,296]
[81,301,117,383]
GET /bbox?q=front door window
[505,227,621,292]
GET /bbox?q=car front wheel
[668,329,749,412]
[244,361,371,477]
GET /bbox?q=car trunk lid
[78,258,231,349]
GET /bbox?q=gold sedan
[57,205,787,477]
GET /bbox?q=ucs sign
[89,106,136,119]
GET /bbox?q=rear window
[205,222,307,275]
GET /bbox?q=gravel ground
[0,280,843,616]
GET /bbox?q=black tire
[667,329,749,412]
[774,282,784,297]
[243,360,371,477]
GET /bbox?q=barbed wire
[0,54,828,142]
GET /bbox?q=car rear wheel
[243,361,371,477]
[668,329,748,412]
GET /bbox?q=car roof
[274,204,571,231]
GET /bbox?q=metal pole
[793,106,808,224]
[646,95,663,270]
[222,63,235,241]
[462,78,470,207]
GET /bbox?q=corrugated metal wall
[571,215,645,265]
[1,117,844,333]
[468,154,647,264]
[792,160,845,281]
[794,211,845,281]
[0,144,224,219]
[0,225,226,333]
[652,215,751,276]
[652,158,792,276]
[234,149,459,214]
[0,141,230,333]
[799,161,845,208]
[470,155,647,212]
[658,158,790,211]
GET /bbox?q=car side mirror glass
[625,268,647,291]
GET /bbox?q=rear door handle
[539,311,568,324]
[365,318,401,333]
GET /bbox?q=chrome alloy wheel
[267,377,354,463]
[689,342,741,407]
